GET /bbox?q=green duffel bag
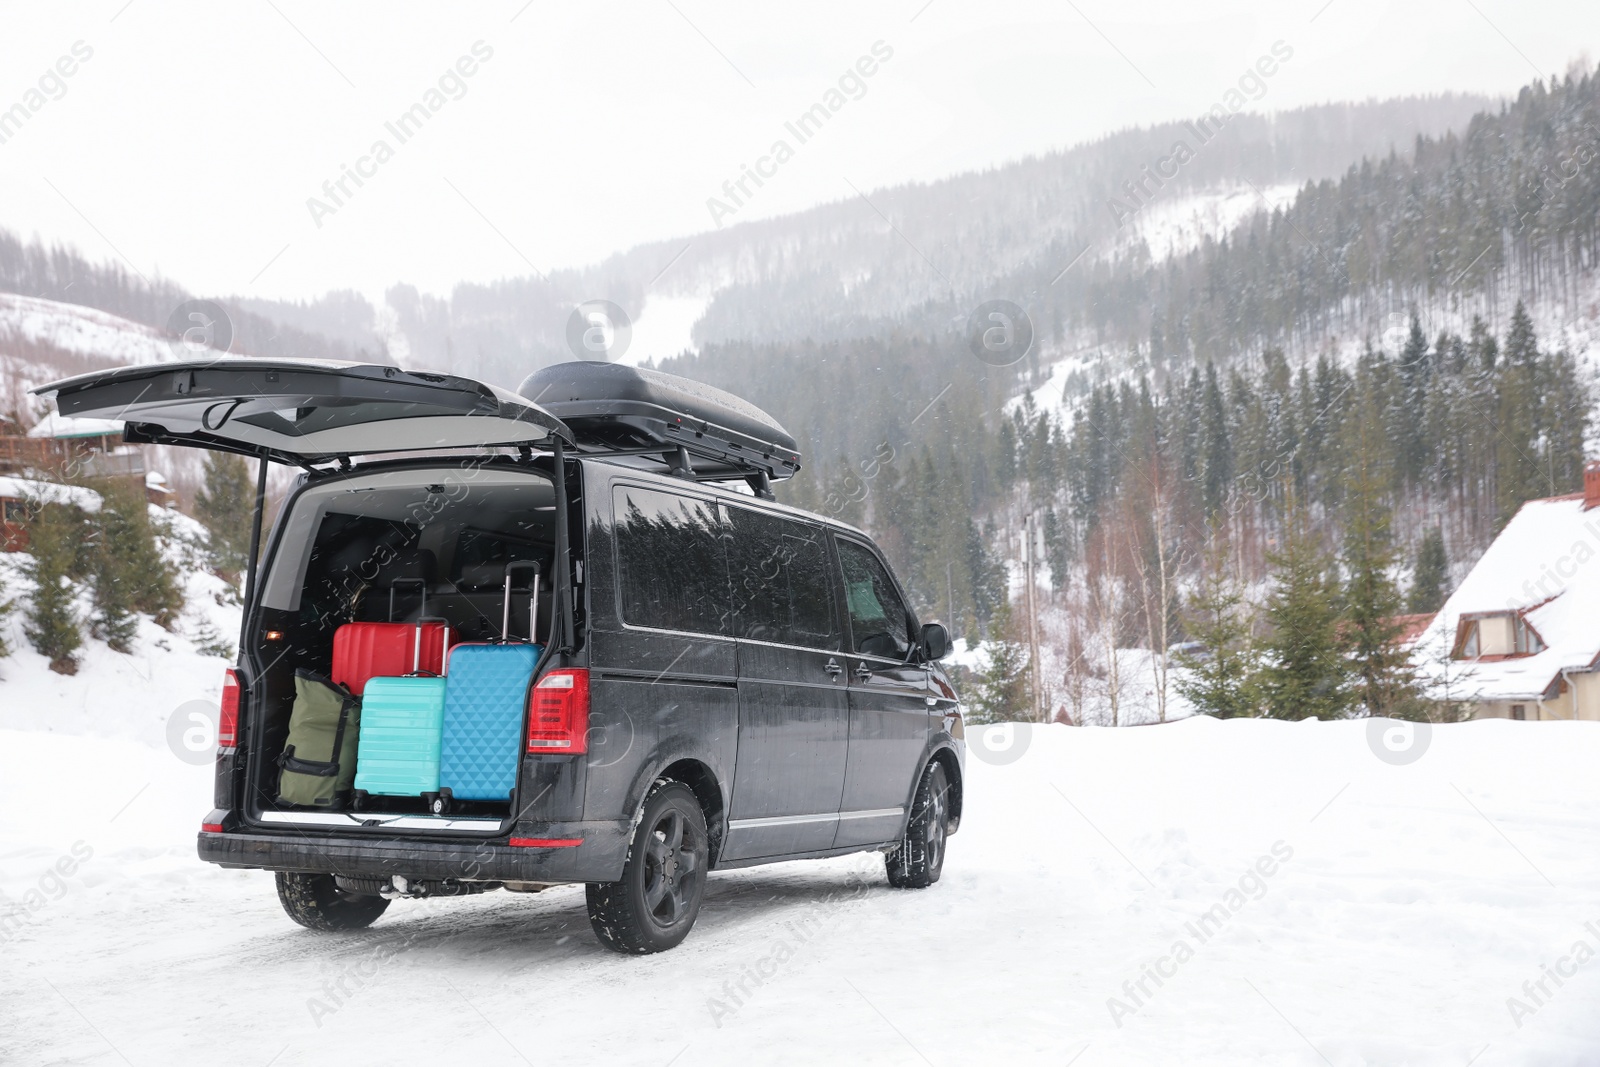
[277,670,361,808]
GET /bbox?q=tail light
[218,669,240,752]
[528,668,589,754]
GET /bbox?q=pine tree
[89,478,184,648]
[967,518,1005,627]
[1341,454,1426,719]
[1175,535,1259,718]
[1198,361,1232,515]
[1042,506,1071,593]
[1494,302,1549,526]
[996,419,1018,492]
[90,497,138,653]
[196,451,255,577]
[1408,528,1449,613]
[22,501,86,675]
[0,579,13,659]
[1257,509,1353,720]
[969,597,1033,724]
[187,616,235,660]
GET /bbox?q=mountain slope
[382,93,1496,383]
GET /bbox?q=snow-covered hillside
[3,716,1596,1064]
[0,508,240,744]
[0,292,173,368]
[1116,184,1301,263]
[1019,260,1600,435]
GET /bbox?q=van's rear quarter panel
[581,476,738,827]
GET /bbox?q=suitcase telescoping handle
[389,577,427,622]
[502,561,541,644]
[390,578,448,674]
[411,616,450,674]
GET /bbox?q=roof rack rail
[519,362,801,498]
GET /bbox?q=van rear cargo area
[242,464,562,832]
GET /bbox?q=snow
[0,292,173,366]
[621,292,709,367]
[0,515,239,743]
[1117,184,1301,263]
[26,412,127,440]
[4,714,1597,1063]
[1012,193,1600,444]
[0,476,103,513]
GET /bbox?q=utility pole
[1023,512,1043,722]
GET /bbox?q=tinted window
[725,507,841,650]
[613,486,729,635]
[837,539,912,659]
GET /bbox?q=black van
[37,358,965,953]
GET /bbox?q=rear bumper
[198,820,630,883]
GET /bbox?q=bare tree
[1123,459,1185,723]
[1087,520,1127,726]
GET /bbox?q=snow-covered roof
[26,412,125,440]
[0,475,103,512]
[1418,493,1600,701]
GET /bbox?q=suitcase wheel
[431,789,450,815]
[352,790,369,812]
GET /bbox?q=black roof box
[518,362,801,486]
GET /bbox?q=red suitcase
[332,580,449,696]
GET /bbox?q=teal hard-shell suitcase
[352,620,450,802]
[437,563,543,807]
[353,675,447,798]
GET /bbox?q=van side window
[837,539,912,660]
[725,507,841,650]
[613,486,730,635]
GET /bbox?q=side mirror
[919,622,951,662]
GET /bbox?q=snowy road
[4,718,1600,1066]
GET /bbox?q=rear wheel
[586,781,708,954]
[886,761,949,889]
[275,871,391,931]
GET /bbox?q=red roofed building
[1414,461,1600,720]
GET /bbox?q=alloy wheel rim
[642,808,701,928]
[924,778,946,871]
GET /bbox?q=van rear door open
[35,357,570,466]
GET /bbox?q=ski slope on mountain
[3,714,1597,1066]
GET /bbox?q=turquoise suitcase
[353,675,447,798]
[438,643,540,802]
[352,619,451,803]
[437,563,543,808]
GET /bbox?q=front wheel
[886,761,950,889]
[586,781,709,954]
[275,871,391,931]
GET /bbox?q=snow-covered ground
[3,715,1597,1065]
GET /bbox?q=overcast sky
[0,0,1591,305]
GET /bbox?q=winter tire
[886,760,949,889]
[275,871,391,931]
[586,780,709,954]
